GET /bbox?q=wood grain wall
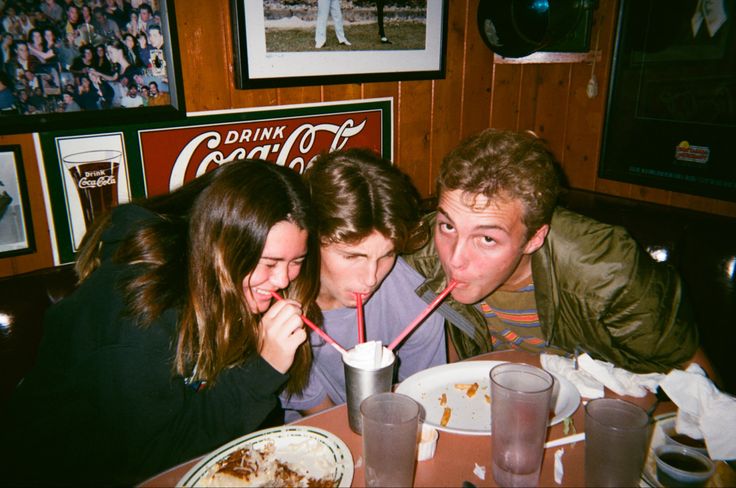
[1,0,734,277]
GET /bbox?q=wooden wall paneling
[531,63,572,164]
[516,65,541,131]
[275,86,323,106]
[397,80,434,197]
[560,61,603,190]
[363,81,399,162]
[322,84,362,103]
[460,0,493,139]
[428,1,468,196]
[595,176,633,198]
[489,63,522,130]
[0,135,55,277]
[668,192,736,216]
[176,0,234,112]
[633,185,676,207]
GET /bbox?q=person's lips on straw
[387,280,458,350]
[269,291,347,355]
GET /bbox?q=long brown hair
[75,160,320,392]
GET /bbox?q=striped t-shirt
[480,283,547,352]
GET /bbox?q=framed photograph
[0,0,185,136]
[599,0,736,201]
[0,145,34,257]
[231,0,448,88]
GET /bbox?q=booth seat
[1,189,734,412]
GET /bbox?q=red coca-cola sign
[138,106,387,197]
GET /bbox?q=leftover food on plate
[178,426,352,488]
[197,439,337,487]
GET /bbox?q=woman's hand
[258,298,307,374]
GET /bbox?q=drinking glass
[585,398,650,486]
[490,363,554,487]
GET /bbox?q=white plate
[177,425,353,487]
[395,360,581,435]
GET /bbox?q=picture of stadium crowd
[0,0,171,116]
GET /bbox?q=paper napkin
[540,353,604,399]
[576,354,664,398]
[660,363,736,461]
[541,353,664,398]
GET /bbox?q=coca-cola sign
[138,101,390,197]
[39,98,391,264]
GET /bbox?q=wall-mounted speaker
[478,0,598,58]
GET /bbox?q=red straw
[387,280,458,350]
[355,292,365,344]
[269,291,347,355]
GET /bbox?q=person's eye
[479,235,495,246]
[438,222,455,233]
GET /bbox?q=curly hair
[437,128,561,238]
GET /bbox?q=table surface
[139,350,668,487]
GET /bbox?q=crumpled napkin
[540,353,604,398]
[540,353,664,398]
[660,363,736,461]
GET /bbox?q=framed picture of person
[231,0,448,88]
[0,0,185,135]
[0,145,34,257]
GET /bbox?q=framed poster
[0,0,185,135]
[38,97,393,264]
[599,0,736,201]
[230,0,448,88]
[0,145,34,257]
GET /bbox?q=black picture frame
[599,0,736,201]
[230,0,448,89]
[0,145,34,257]
[0,0,185,136]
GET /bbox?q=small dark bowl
[661,417,708,456]
[654,445,714,487]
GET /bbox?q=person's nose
[269,264,290,290]
[447,238,469,271]
[360,260,379,289]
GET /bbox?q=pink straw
[355,292,365,344]
[387,280,458,350]
[269,291,347,355]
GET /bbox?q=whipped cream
[343,341,394,370]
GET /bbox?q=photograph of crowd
[0,0,172,117]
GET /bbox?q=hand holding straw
[388,280,458,350]
[355,292,365,344]
[269,291,347,355]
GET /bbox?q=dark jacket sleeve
[535,208,699,373]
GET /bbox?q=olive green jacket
[403,208,699,373]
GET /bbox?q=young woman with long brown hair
[2,159,321,485]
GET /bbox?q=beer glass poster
[46,133,132,261]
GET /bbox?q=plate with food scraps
[395,360,581,436]
[177,425,353,487]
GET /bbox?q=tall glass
[585,398,650,486]
[490,363,554,487]
[361,392,420,487]
[63,150,121,228]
